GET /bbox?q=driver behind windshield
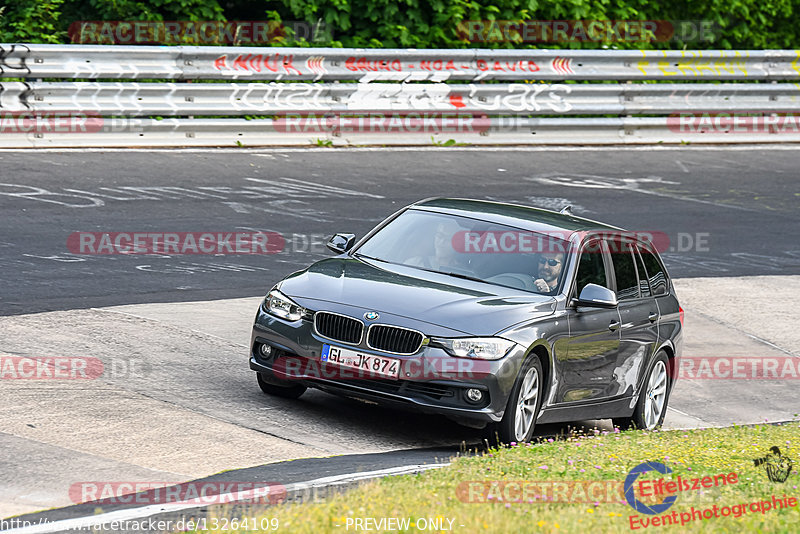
[533,252,564,292]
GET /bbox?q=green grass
[197,423,800,533]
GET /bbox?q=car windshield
[354,209,571,294]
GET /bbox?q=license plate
[321,344,400,379]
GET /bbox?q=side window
[634,249,652,297]
[607,238,639,301]
[639,244,668,296]
[574,240,607,296]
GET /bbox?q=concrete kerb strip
[2,463,450,534]
[3,144,800,154]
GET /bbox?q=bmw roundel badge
[364,311,380,321]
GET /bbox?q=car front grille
[405,382,454,400]
[314,312,363,344]
[367,325,424,355]
[323,378,454,401]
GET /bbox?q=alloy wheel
[643,360,667,429]
[514,367,539,441]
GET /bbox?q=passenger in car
[406,219,469,272]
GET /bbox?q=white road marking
[526,173,758,212]
[246,176,384,199]
[3,463,450,534]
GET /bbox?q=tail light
[679,306,684,326]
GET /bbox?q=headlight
[263,289,307,322]
[431,337,516,360]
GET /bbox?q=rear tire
[613,351,670,431]
[489,356,543,444]
[256,372,307,399]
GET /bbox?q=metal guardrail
[2,81,799,115]
[1,44,800,147]
[2,44,799,81]
[3,117,800,148]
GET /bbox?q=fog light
[465,388,483,403]
[260,344,273,358]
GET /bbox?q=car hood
[278,257,556,336]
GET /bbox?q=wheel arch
[655,340,677,391]
[525,341,552,406]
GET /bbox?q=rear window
[634,248,651,298]
[638,245,669,296]
[606,238,639,301]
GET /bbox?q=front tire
[256,372,307,399]
[614,351,670,431]
[490,356,543,444]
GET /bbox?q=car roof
[411,198,623,236]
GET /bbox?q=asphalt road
[1,146,799,316]
[1,146,799,526]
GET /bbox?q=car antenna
[559,205,573,216]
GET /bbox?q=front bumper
[250,306,526,424]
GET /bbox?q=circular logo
[364,311,380,321]
[624,461,677,515]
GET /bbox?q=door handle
[609,321,620,332]
[648,312,658,323]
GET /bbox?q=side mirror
[572,283,618,309]
[327,233,356,254]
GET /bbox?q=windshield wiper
[440,271,492,285]
[353,253,391,263]
[412,266,491,286]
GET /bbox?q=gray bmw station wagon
[249,198,683,443]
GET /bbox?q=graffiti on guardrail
[2,46,797,83]
[9,81,800,116]
[345,56,541,75]
[636,51,751,77]
[213,53,303,75]
[282,83,570,112]
[0,44,31,76]
[2,45,800,146]
[234,83,570,113]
